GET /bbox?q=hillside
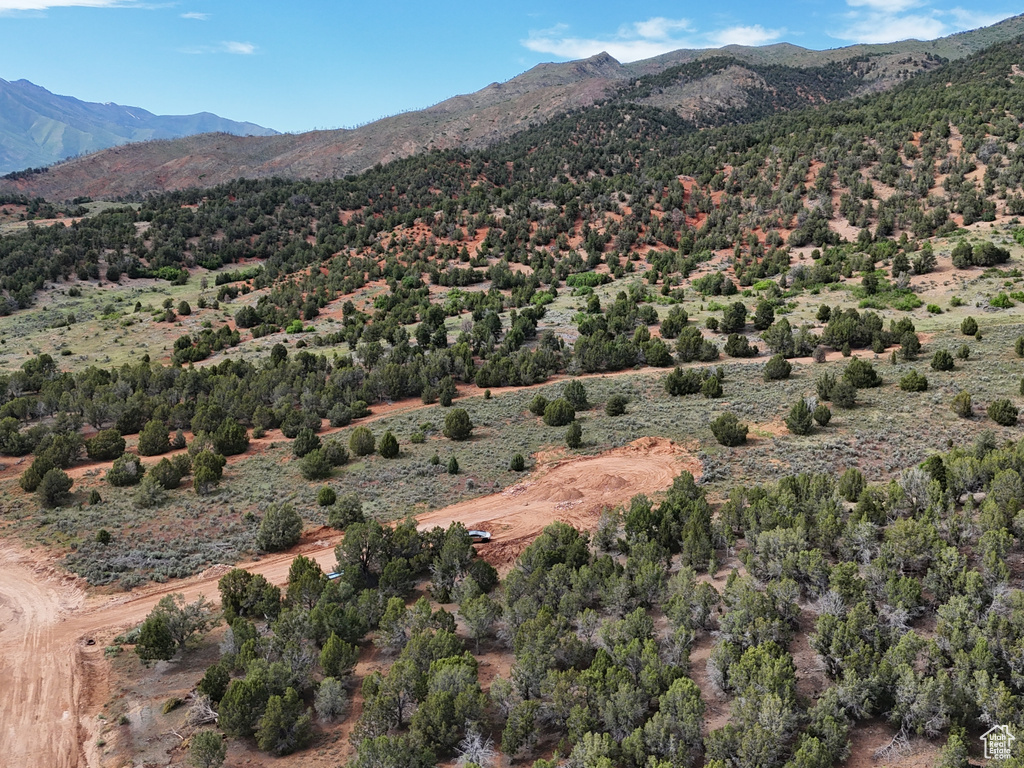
[6,28,1024,768]
[0,77,278,176]
[3,13,1023,202]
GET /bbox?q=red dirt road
[0,437,694,767]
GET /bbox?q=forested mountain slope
[2,14,1022,201]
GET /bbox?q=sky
[0,0,1018,134]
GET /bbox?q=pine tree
[786,399,814,435]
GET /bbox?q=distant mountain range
[0,78,278,176]
[2,13,1023,201]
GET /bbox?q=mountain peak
[0,78,277,175]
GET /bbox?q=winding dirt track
[0,437,693,768]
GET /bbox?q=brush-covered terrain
[5,28,1024,768]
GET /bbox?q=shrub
[838,467,865,502]
[317,486,337,507]
[192,450,224,479]
[899,332,921,360]
[724,334,758,358]
[813,404,832,427]
[189,729,226,768]
[830,380,857,408]
[300,449,333,480]
[665,367,703,396]
[843,358,881,388]
[763,354,792,381]
[328,493,364,530]
[89,490,102,505]
[378,431,399,458]
[322,439,349,467]
[213,419,249,456]
[951,240,973,268]
[961,316,978,336]
[443,408,474,440]
[106,455,145,487]
[701,375,723,399]
[38,468,72,506]
[151,457,182,490]
[19,457,53,492]
[509,453,526,471]
[543,399,575,427]
[951,390,972,418]
[931,349,954,371]
[899,370,929,392]
[605,394,629,416]
[991,292,1014,308]
[815,372,836,400]
[528,394,549,416]
[566,422,582,449]
[134,474,166,509]
[85,429,125,461]
[292,428,321,458]
[721,301,747,333]
[438,376,457,407]
[349,427,375,456]
[1016,336,1024,357]
[786,399,814,435]
[955,344,970,360]
[563,380,590,410]
[710,412,748,446]
[193,451,226,494]
[136,613,175,662]
[256,504,303,552]
[327,403,353,428]
[988,399,1019,427]
[137,420,171,456]
[676,326,719,362]
[447,456,459,474]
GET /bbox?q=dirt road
[0,436,693,767]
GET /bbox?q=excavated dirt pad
[416,436,699,567]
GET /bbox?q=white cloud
[846,0,922,12]
[180,40,256,55]
[0,0,129,9]
[948,7,1015,30]
[707,25,785,47]
[832,0,1015,44]
[631,17,693,40]
[836,11,946,43]
[223,40,255,54]
[522,16,784,62]
[180,10,207,20]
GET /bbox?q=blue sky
[0,0,1017,133]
